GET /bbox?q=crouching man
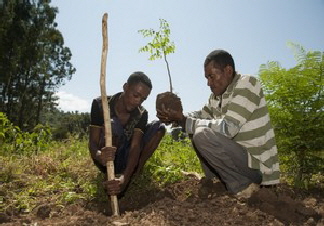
[157,50,280,198]
[89,71,165,197]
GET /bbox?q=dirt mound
[248,186,322,225]
[1,179,323,226]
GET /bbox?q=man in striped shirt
[158,50,280,198]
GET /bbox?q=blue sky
[52,0,324,121]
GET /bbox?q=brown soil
[1,178,323,226]
[156,92,183,113]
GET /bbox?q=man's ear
[225,66,234,77]
[123,83,128,92]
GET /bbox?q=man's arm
[89,99,103,160]
[122,130,143,184]
[88,125,102,160]
[123,110,148,181]
[185,76,262,138]
[160,76,262,138]
[105,107,147,195]
[89,98,116,165]
[187,94,216,119]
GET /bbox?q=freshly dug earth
[1,178,323,226]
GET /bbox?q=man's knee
[144,121,165,142]
[157,123,166,137]
[193,127,229,156]
[193,127,213,148]
[192,127,210,143]
[152,122,166,142]
[149,120,165,133]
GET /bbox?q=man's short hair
[204,49,236,75]
[127,71,152,89]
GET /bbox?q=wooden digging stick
[100,13,120,216]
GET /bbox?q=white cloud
[55,91,90,112]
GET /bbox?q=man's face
[123,82,151,112]
[204,62,233,96]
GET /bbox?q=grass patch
[0,134,202,214]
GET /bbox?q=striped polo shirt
[185,73,280,185]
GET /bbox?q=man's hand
[156,104,184,123]
[97,146,116,166]
[103,175,126,196]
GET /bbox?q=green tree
[259,43,324,188]
[0,0,75,131]
[138,19,175,92]
[41,109,90,140]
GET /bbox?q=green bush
[0,112,52,156]
[143,134,202,186]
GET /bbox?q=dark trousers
[93,119,164,175]
[192,127,262,193]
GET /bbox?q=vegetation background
[0,0,323,219]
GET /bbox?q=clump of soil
[156,92,183,113]
[1,178,323,226]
